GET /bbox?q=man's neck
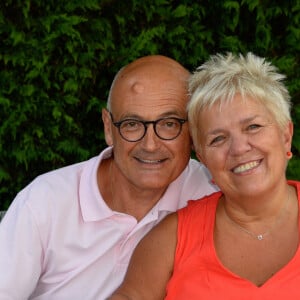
[98,158,166,221]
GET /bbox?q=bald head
[107,55,190,111]
[102,55,193,195]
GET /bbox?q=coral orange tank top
[165,181,300,299]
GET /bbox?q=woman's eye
[247,124,262,130]
[209,135,225,146]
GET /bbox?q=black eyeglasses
[110,113,187,142]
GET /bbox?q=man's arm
[108,213,178,300]
[0,199,42,298]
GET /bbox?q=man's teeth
[140,159,162,163]
[233,161,259,174]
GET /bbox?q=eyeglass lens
[117,118,185,141]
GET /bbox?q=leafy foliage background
[0,0,299,209]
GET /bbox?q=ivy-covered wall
[1,0,299,209]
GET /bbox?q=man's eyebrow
[120,111,186,120]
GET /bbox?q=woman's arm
[108,212,178,300]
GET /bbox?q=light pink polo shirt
[0,147,217,299]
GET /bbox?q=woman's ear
[102,108,113,146]
[283,121,294,151]
[196,151,204,164]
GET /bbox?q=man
[0,55,217,299]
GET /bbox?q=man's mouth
[135,158,166,164]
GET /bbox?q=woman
[109,53,299,299]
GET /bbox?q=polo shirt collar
[79,147,115,222]
[79,146,187,222]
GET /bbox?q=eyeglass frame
[109,112,187,142]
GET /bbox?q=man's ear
[102,108,113,146]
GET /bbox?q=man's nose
[139,124,160,149]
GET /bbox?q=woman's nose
[229,134,252,156]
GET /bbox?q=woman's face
[196,94,293,198]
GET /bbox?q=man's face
[103,58,191,193]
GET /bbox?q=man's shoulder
[184,158,214,184]
[166,158,218,210]
[25,159,89,194]
[13,156,99,213]
[187,158,208,171]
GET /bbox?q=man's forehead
[109,56,190,112]
[114,65,187,95]
[131,82,145,94]
[123,55,183,71]
[117,55,189,82]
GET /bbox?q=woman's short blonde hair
[188,52,292,152]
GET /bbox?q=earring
[287,151,293,159]
[210,178,216,185]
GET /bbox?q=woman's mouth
[232,160,261,174]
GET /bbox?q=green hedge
[1,0,299,209]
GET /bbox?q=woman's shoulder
[288,180,300,187]
[182,191,222,211]
[288,180,300,200]
[176,191,222,229]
